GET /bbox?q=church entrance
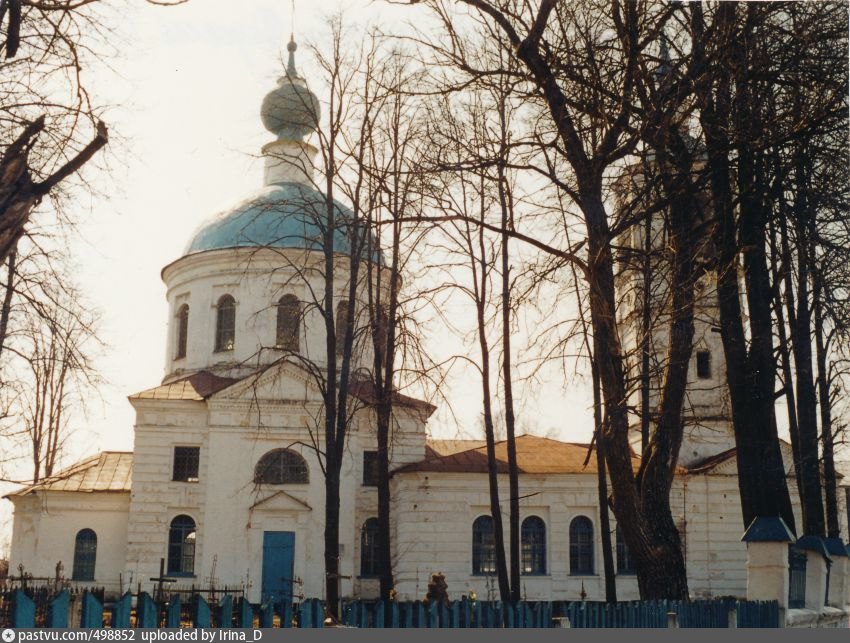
[261,531,295,607]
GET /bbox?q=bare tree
[0,276,100,484]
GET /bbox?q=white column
[803,549,828,611]
[746,540,790,610]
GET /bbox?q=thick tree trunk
[592,358,616,603]
[498,153,521,603]
[813,268,840,538]
[788,145,825,537]
[375,407,394,600]
[768,212,803,495]
[584,190,689,600]
[324,461,341,617]
[695,2,795,534]
[639,213,653,453]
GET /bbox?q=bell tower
[614,34,735,467]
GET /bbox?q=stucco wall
[8,491,129,594]
[161,248,385,381]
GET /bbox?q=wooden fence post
[218,595,233,628]
[389,601,400,628]
[80,591,104,628]
[279,600,292,628]
[11,589,35,628]
[193,594,211,628]
[237,598,253,628]
[165,596,181,628]
[111,592,132,628]
[47,590,70,628]
[258,601,274,628]
[450,601,460,628]
[374,600,385,628]
[136,592,158,628]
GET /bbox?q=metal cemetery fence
[1,588,781,628]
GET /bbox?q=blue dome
[185,182,369,257]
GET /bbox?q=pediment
[249,488,312,513]
[212,360,321,404]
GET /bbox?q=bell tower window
[696,350,711,379]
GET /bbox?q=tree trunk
[768,210,803,496]
[592,357,617,603]
[324,460,341,617]
[639,213,653,454]
[497,148,521,603]
[787,142,825,537]
[473,201,510,602]
[0,246,16,359]
[694,1,795,534]
[813,266,840,538]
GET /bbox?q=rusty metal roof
[396,435,643,475]
[130,370,241,401]
[425,439,486,459]
[347,380,437,416]
[5,451,133,497]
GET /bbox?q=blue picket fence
[2,589,780,628]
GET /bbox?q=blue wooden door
[262,531,295,606]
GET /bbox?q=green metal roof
[185,182,370,258]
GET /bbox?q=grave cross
[150,557,176,602]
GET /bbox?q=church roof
[347,380,437,416]
[4,451,133,497]
[130,370,241,401]
[183,182,362,257]
[682,447,737,474]
[425,439,487,459]
[395,435,644,476]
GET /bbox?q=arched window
[472,515,496,575]
[335,299,349,356]
[569,516,594,575]
[215,295,235,352]
[254,449,309,485]
[360,518,380,578]
[521,516,546,575]
[175,304,189,359]
[167,515,196,576]
[276,294,300,351]
[616,525,635,575]
[72,529,97,581]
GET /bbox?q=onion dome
[184,182,356,255]
[260,37,320,141]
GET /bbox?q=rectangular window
[362,451,378,487]
[696,350,711,379]
[173,446,200,482]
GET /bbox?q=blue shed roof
[185,182,371,258]
[741,516,795,543]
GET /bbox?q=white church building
[5,39,849,608]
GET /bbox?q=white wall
[390,471,640,603]
[125,372,430,603]
[161,247,385,381]
[8,491,129,594]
